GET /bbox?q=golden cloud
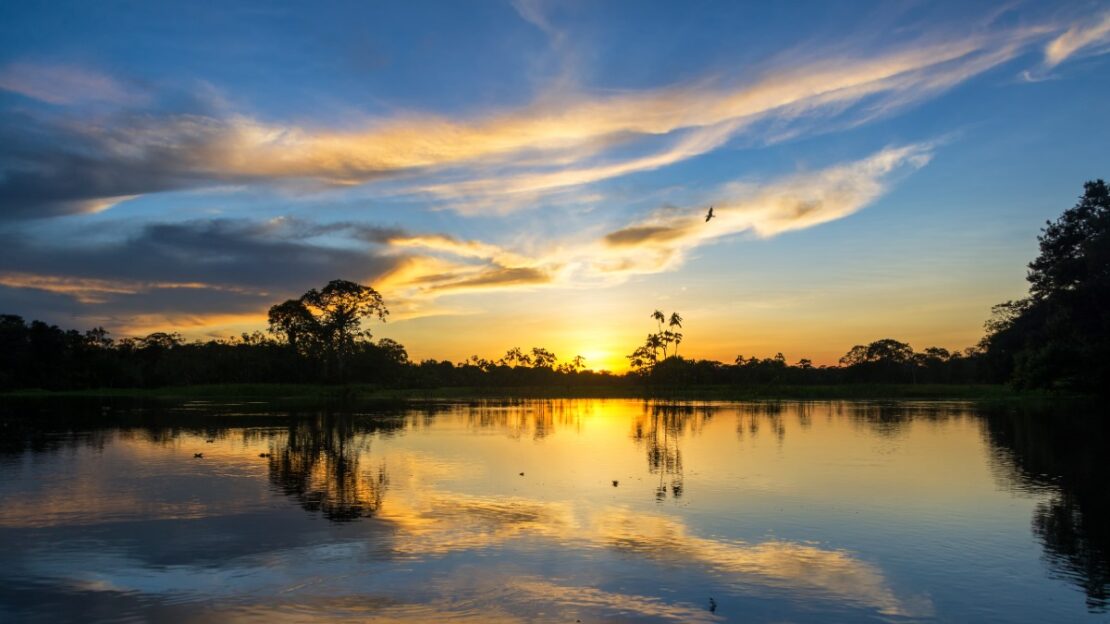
[1044,12,1110,68]
[18,21,1062,220]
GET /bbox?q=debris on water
[259,452,271,458]
[519,472,525,476]
[206,439,215,443]
[193,453,204,458]
[709,597,717,613]
[612,480,619,487]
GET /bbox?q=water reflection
[0,398,1106,620]
[983,405,1109,611]
[631,403,708,501]
[267,413,400,521]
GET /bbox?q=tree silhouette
[530,347,557,369]
[983,179,1110,392]
[268,279,388,381]
[268,299,318,354]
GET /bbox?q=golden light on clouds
[4,6,1107,362]
[1044,11,1110,68]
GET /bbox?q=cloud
[0,113,229,219]
[0,142,932,334]
[510,0,562,43]
[0,62,141,106]
[367,143,935,306]
[428,266,551,292]
[0,219,405,335]
[416,119,744,206]
[0,272,257,305]
[0,16,1070,220]
[1044,11,1110,68]
[604,224,692,247]
[572,143,935,279]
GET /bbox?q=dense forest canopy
[2,181,1106,394]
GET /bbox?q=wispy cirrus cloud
[376,143,934,302]
[0,15,1083,220]
[1020,11,1110,81]
[1044,11,1110,68]
[0,143,929,336]
[0,62,143,106]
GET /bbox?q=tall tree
[984,180,1110,391]
[268,300,317,356]
[628,309,685,373]
[268,280,388,381]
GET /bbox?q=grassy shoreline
[1,383,1049,402]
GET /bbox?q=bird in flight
[705,205,715,222]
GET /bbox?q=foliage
[0,309,994,392]
[268,280,388,381]
[627,310,683,371]
[982,180,1110,392]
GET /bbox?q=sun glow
[575,348,621,372]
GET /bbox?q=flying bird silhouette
[705,206,715,222]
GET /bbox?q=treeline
[2,179,1106,394]
[0,315,990,391]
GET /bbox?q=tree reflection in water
[461,399,587,440]
[265,412,404,522]
[1,397,1106,611]
[983,405,1109,612]
[631,402,713,501]
[734,401,789,442]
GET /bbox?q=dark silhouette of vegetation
[628,310,684,371]
[0,305,993,392]
[268,412,394,521]
[2,180,1107,395]
[981,180,1110,393]
[624,309,988,387]
[983,403,1110,611]
[269,279,388,382]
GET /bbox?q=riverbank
[1,382,1049,402]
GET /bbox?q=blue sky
[1,0,1109,368]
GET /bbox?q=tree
[301,279,388,346]
[375,338,409,365]
[984,180,1110,391]
[268,299,318,353]
[838,345,869,367]
[530,347,557,369]
[839,339,916,382]
[630,309,685,371]
[267,279,389,381]
[1028,180,1110,299]
[501,347,531,367]
[668,312,684,358]
[558,355,587,374]
[864,339,913,364]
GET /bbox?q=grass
[2,382,1047,403]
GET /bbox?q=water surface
[0,399,1105,622]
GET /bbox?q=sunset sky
[2,1,1109,370]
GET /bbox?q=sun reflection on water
[0,398,1105,621]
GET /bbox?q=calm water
[0,399,1106,623]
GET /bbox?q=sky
[1,1,1109,370]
